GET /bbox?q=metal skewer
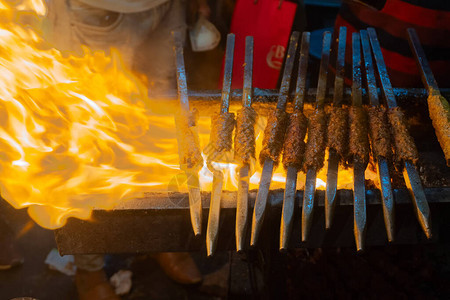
[407,28,450,166]
[235,36,254,252]
[250,32,300,246]
[206,34,235,256]
[173,31,202,235]
[368,28,432,239]
[360,30,395,242]
[325,26,346,230]
[351,33,367,251]
[280,32,310,250]
[302,31,332,242]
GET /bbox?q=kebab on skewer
[250,32,300,246]
[279,32,310,250]
[368,27,431,239]
[407,28,450,166]
[361,29,395,242]
[325,26,348,230]
[350,33,370,250]
[301,31,332,242]
[205,34,236,256]
[234,36,257,251]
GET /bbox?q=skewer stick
[206,34,235,256]
[368,28,431,239]
[280,32,310,250]
[251,32,300,246]
[360,30,395,242]
[236,36,254,252]
[302,31,332,242]
[351,33,367,251]
[325,26,346,229]
[173,31,202,235]
[407,28,450,166]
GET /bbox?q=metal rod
[251,32,299,246]
[325,26,346,229]
[302,31,331,241]
[276,31,300,110]
[280,31,311,250]
[368,27,431,239]
[220,34,235,113]
[352,32,367,251]
[250,159,274,246]
[206,170,224,256]
[361,29,395,242]
[242,36,254,108]
[406,28,440,96]
[315,31,332,110]
[236,36,255,251]
[302,168,316,241]
[173,30,202,235]
[293,32,310,111]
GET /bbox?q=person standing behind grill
[333,0,450,87]
[45,1,210,299]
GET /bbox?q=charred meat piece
[303,110,327,171]
[349,106,370,166]
[327,106,349,161]
[388,107,419,164]
[175,109,204,170]
[208,112,235,159]
[234,107,257,165]
[368,106,391,161]
[427,94,450,166]
[282,112,308,170]
[259,108,289,167]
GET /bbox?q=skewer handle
[242,36,254,108]
[360,30,380,107]
[220,34,235,113]
[293,32,310,111]
[315,31,332,110]
[333,27,347,107]
[407,28,440,96]
[276,31,300,110]
[173,31,190,112]
[352,33,362,107]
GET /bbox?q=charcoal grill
[55,29,450,255]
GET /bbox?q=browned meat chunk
[427,94,450,166]
[388,107,419,164]
[349,106,370,166]
[259,108,288,166]
[234,107,257,165]
[303,110,327,171]
[208,112,235,160]
[368,106,391,161]
[282,112,308,170]
[327,106,349,161]
[175,109,204,170]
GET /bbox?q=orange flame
[0,1,378,229]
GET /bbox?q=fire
[0,1,378,229]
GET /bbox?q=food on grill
[368,106,392,161]
[259,108,289,166]
[234,106,257,165]
[303,110,327,170]
[327,106,349,160]
[427,94,450,165]
[349,106,370,166]
[208,112,235,160]
[282,112,308,170]
[175,109,204,170]
[388,107,419,164]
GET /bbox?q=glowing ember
[0,1,378,229]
